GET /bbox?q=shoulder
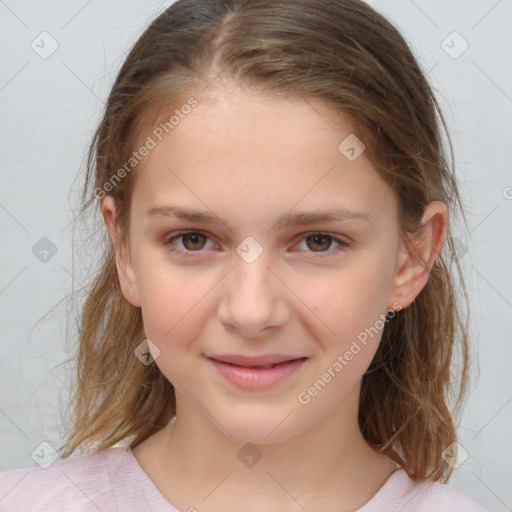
[412,478,489,512]
[0,447,130,511]
[370,468,489,512]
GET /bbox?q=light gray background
[1,1,511,510]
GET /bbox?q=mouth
[207,354,307,367]
[206,354,308,390]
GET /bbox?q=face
[103,86,422,444]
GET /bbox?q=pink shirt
[0,446,488,511]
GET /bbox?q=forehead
[130,87,397,228]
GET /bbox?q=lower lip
[208,357,307,390]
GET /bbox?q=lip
[207,354,305,367]
[207,354,308,390]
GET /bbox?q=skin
[102,85,448,512]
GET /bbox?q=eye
[165,231,218,257]
[164,230,350,258]
[293,232,350,256]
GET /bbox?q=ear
[387,200,448,310]
[101,196,141,307]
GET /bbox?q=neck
[132,386,398,512]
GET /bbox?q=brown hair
[59,0,472,483]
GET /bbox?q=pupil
[185,233,203,249]
[309,234,330,251]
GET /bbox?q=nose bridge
[233,251,272,296]
[218,241,288,335]
[231,246,276,308]
[232,234,274,294]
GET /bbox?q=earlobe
[101,196,141,308]
[388,201,449,309]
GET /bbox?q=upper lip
[207,354,307,367]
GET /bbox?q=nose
[217,251,290,339]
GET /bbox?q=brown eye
[165,231,216,257]
[180,232,208,251]
[294,232,350,257]
[305,233,334,252]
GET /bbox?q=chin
[216,407,301,446]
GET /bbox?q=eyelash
[164,230,351,258]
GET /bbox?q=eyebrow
[146,204,372,230]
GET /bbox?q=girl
[0,0,489,510]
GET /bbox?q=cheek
[314,267,390,325]
[296,252,395,357]
[138,276,213,384]
[135,259,219,354]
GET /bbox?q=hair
[58,0,472,483]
